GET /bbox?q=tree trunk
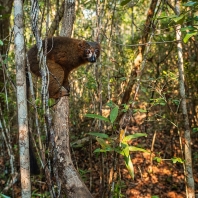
[48,0,65,36]
[175,1,195,197]
[54,98,93,197]
[14,0,31,197]
[120,0,158,106]
[53,0,93,197]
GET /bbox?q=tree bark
[48,0,65,36]
[54,98,93,197]
[120,0,158,106]
[175,1,195,197]
[117,0,158,124]
[60,0,76,37]
[53,0,93,197]
[14,0,31,197]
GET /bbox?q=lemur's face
[79,41,100,62]
[85,42,100,63]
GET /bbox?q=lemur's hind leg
[62,71,70,94]
[47,60,68,99]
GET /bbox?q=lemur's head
[79,41,100,63]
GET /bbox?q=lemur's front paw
[61,86,70,96]
[52,86,70,99]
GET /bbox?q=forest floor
[1,127,198,198]
[73,127,198,198]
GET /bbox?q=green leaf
[120,0,131,6]
[0,40,3,46]
[139,109,147,113]
[133,108,147,113]
[153,157,161,163]
[183,32,197,43]
[0,193,11,198]
[158,15,177,20]
[96,137,111,150]
[172,15,185,24]
[93,148,102,153]
[93,148,112,153]
[120,144,129,156]
[35,98,41,106]
[0,6,5,11]
[123,133,147,142]
[110,106,118,124]
[85,114,109,122]
[171,157,184,164]
[194,16,198,21]
[172,99,180,106]
[180,26,196,32]
[106,100,114,108]
[157,16,169,20]
[129,146,149,153]
[124,154,134,179]
[183,1,198,7]
[88,132,109,139]
[151,196,159,198]
[192,128,198,133]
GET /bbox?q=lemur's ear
[78,41,84,48]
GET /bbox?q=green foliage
[183,31,197,43]
[78,169,90,181]
[150,98,166,106]
[110,106,119,124]
[112,180,126,198]
[133,108,147,113]
[122,133,147,142]
[157,1,198,43]
[85,102,119,124]
[86,103,148,179]
[193,152,198,161]
[0,6,10,19]
[171,157,184,164]
[31,190,51,197]
[153,156,162,163]
[154,155,184,164]
[120,0,131,6]
[192,128,198,133]
[183,1,198,7]
[85,113,109,122]
[0,193,11,198]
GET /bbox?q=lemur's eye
[95,49,99,54]
[86,49,91,55]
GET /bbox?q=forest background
[0,0,198,197]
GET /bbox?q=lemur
[28,37,100,99]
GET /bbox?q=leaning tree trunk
[120,0,158,105]
[117,0,158,123]
[14,0,31,197]
[175,1,195,197]
[53,0,93,197]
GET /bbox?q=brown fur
[28,37,100,98]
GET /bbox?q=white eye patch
[86,49,97,58]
